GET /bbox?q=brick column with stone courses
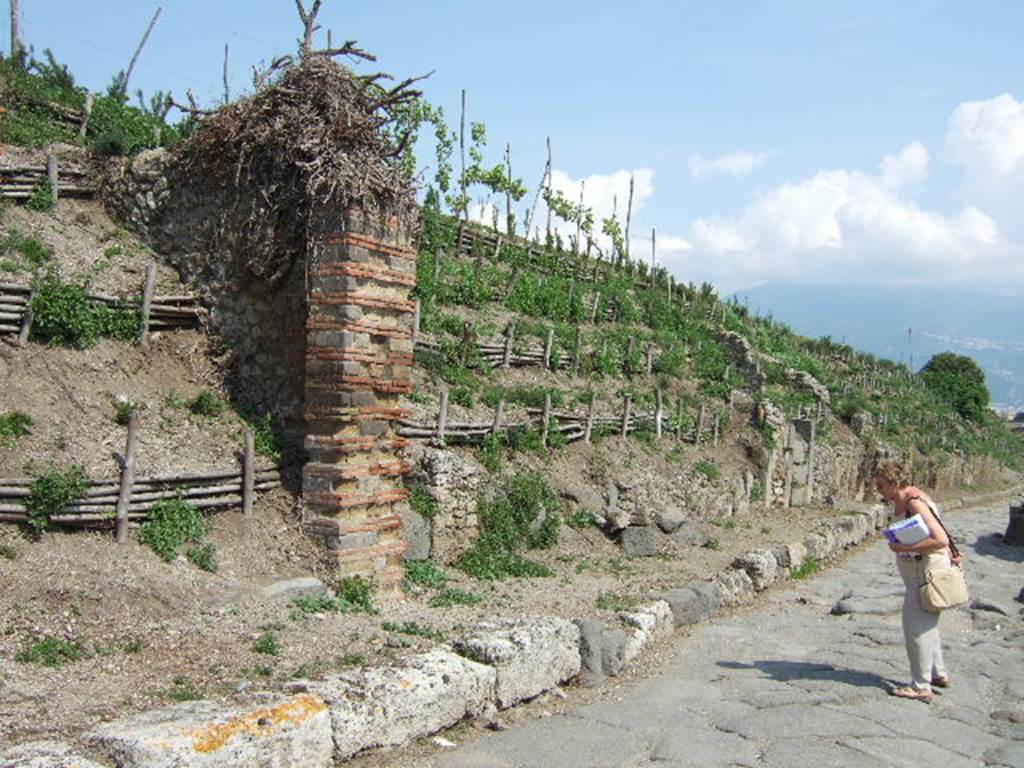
[303,205,416,590]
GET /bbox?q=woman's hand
[888,541,908,553]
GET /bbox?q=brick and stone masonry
[303,205,416,590]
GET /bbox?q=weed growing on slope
[336,576,376,614]
[403,560,449,591]
[428,587,482,608]
[790,557,821,580]
[252,632,281,656]
[138,498,204,562]
[15,636,88,667]
[0,411,33,447]
[25,465,88,533]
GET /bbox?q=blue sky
[14,1,1024,294]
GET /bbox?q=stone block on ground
[600,628,629,676]
[453,617,581,709]
[619,525,658,557]
[400,505,432,560]
[1005,504,1024,546]
[715,569,755,607]
[654,508,686,534]
[618,601,673,664]
[652,582,722,626]
[88,694,332,768]
[773,541,807,571]
[302,650,495,761]
[572,619,605,687]
[1,741,109,768]
[732,549,778,591]
[261,577,327,601]
[671,521,711,547]
[804,530,836,562]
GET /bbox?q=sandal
[890,686,933,703]
[931,676,951,688]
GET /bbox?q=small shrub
[477,431,502,472]
[252,632,281,656]
[456,547,552,580]
[336,575,376,614]
[704,537,721,551]
[186,542,218,573]
[750,478,765,503]
[0,543,16,560]
[565,508,598,529]
[403,560,449,591]
[25,178,54,212]
[790,557,821,580]
[380,621,447,642]
[408,483,439,519]
[138,498,204,562]
[29,271,139,348]
[24,465,88,533]
[113,399,141,426]
[290,593,338,619]
[713,517,737,530]
[188,390,225,418]
[15,636,87,667]
[428,587,482,608]
[337,652,366,668]
[165,676,203,702]
[0,410,33,447]
[693,460,720,483]
[595,592,638,612]
[248,411,281,460]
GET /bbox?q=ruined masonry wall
[302,207,416,588]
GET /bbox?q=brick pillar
[303,204,416,590]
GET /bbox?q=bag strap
[907,495,961,560]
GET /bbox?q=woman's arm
[887,497,950,554]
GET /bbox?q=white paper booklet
[883,514,931,545]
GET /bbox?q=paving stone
[618,525,658,557]
[671,520,710,547]
[572,619,604,687]
[260,577,327,600]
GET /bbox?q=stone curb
[6,487,1019,768]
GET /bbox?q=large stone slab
[732,549,778,591]
[303,649,495,761]
[1,741,109,768]
[89,694,332,768]
[261,577,327,600]
[618,525,658,557]
[652,582,722,626]
[453,617,581,708]
[714,568,755,606]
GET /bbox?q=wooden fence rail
[0,163,95,200]
[0,278,202,340]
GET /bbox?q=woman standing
[874,460,958,702]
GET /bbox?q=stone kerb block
[803,529,836,561]
[302,650,495,761]
[618,600,673,664]
[773,541,807,571]
[652,582,723,627]
[732,549,778,591]
[714,568,756,607]
[453,617,581,709]
[1,741,109,768]
[88,694,332,768]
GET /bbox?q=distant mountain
[730,284,1024,411]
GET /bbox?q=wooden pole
[591,291,601,323]
[502,318,516,368]
[655,390,664,439]
[46,153,59,206]
[122,6,162,97]
[138,263,157,347]
[435,389,449,446]
[543,328,554,369]
[676,397,684,441]
[541,392,552,448]
[573,326,582,375]
[620,394,632,437]
[713,414,720,447]
[650,228,656,287]
[696,403,706,444]
[584,396,595,443]
[16,293,32,346]
[576,180,585,255]
[545,137,553,242]
[9,0,21,67]
[645,343,654,376]
[433,246,442,280]
[242,429,255,515]
[115,412,141,543]
[79,93,94,138]
[491,398,505,433]
[624,173,634,261]
[505,143,514,236]
[624,336,634,375]
[459,88,467,220]
[222,43,230,104]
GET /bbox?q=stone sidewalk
[419,502,1024,768]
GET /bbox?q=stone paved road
[421,502,1024,768]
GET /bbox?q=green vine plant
[542,188,595,254]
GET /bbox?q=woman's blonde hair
[874,460,911,488]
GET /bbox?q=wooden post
[505,143,514,236]
[435,389,449,446]
[624,173,634,260]
[713,414,720,447]
[584,396,595,443]
[491,398,505,433]
[242,428,255,515]
[590,291,601,323]
[655,389,664,439]
[458,321,473,366]
[696,403,706,444]
[545,137,553,241]
[222,43,230,104]
[122,6,162,96]
[543,328,554,369]
[42,150,60,202]
[490,235,503,262]
[650,228,656,288]
[624,336,634,374]
[114,411,141,543]
[620,394,632,437]
[502,318,516,368]
[412,298,421,343]
[459,88,467,220]
[645,343,654,375]
[138,263,157,348]
[16,292,32,346]
[676,397,684,441]
[668,275,673,303]
[572,326,582,375]
[79,93,94,138]
[541,392,552,448]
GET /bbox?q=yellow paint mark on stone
[191,694,327,754]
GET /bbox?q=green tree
[920,352,989,422]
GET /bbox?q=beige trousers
[896,553,948,691]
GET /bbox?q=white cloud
[669,139,1011,293]
[689,151,772,179]
[947,93,1024,178]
